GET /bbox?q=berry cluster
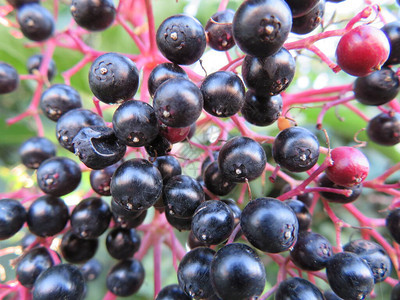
[1,0,400,299]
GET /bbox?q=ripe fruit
[19,136,56,169]
[60,230,98,263]
[205,9,235,51]
[152,155,182,185]
[291,0,325,35]
[386,208,400,244]
[156,284,192,300]
[203,161,237,196]
[240,197,298,253]
[284,199,312,231]
[148,63,188,97]
[367,112,400,146]
[26,54,56,81]
[89,163,121,196]
[210,243,266,300]
[284,0,319,17]
[318,174,363,204]
[88,52,139,104]
[0,62,19,94]
[218,136,267,182]
[70,0,116,31]
[273,126,320,172]
[0,199,26,240]
[106,227,141,260]
[336,25,390,77]
[381,21,400,66]
[156,14,206,65]
[275,277,325,300]
[17,3,54,42]
[233,0,292,57]
[326,146,369,187]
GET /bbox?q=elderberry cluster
[1,0,400,299]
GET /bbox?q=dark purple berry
[205,9,235,51]
[27,54,56,81]
[0,62,19,94]
[165,209,192,231]
[60,230,98,263]
[275,277,325,300]
[156,284,192,300]
[367,112,400,146]
[318,174,362,204]
[80,258,102,281]
[7,0,39,8]
[19,137,56,169]
[90,163,121,196]
[17,3,54,42]
[145,134,172,157]
[148,63,188,97]
[0,199,26,240]
[106,227,141,260]
[153,155,182,185]
[284,0,319,17]
[204,161,237,196]
[70,0,115,31]
[284,199,312,231]
[291,0,325,35]
[386,208,400,244]
[381,21,400,66]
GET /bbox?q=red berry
[336,25,390,77]
[326,146,369,187]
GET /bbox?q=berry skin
[241,90,282,126]
[17,3,54,42]
[381,21,400,66]
[240,197,298,253]
[110,158,163,211]
[148,63,188,97]
[177,247,216,299]
[241,47,296,96]
[273,126,320,172]
[159,123,191,144]
[106,227,141,260]
[72,126,126,170]
[0,62,19,94]
[16,247,54,288]
[367,112,400,146]
[291,0,325,35]
[19,136,56,169]
[32,264,85,300]
[26,54,57,81]
[204,161,237,196]
[106,259,145,297]
[205,9,235,51]
[336,25,390,77]
[156,14,206,65]
[284,199,312,231]
[284,0,319,17]
[165,209,192,231]
[40,84,82,121]
[145,134,172,157]
[36,157,82,196]
[27,195,69,237]
[210,243,266,300]
[80,258,102,281]
[233,0,292,57]
[200,71,245,118]
[153,155,182,185]
[60,230,98,263]
[89,52,139,104]
[70,0,115,31]
[325,252,375,300]
[156,284,192,300]
[153,78,203,128]
[386,208,400,244]
[0,199,26,240]
[326,146,369,187]
[218,136,267,183]
[275,277,325,300]
[354,67,400,106]
[56,108,106,152]
[90,162,121,196]
[318,174,363,204]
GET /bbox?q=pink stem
[217,0,230,11]
[226,224,241,244]
[144,0,157,55]
[153,237,162,298]
[102,291,117,300]
[116,14,147,54]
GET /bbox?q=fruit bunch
[0,0,400,299]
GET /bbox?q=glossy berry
[153,155,182,185]
[90,163,121,196]
[36,157,81,196]
[159,123,191,144]
[21,233,37,250]
[153,78,203,128]
[386,208,400,244]
[106,259,145,297]
[205,9,235,51]
[80,258,102,281]
[343,239,392,283]
[32,264,85,300]
[381,21,400,66]
[201,71,245,117]
[284,0,319,17]
[156,284,192,300]
[233,0,292,57]
[290,231,332,271]
[210,243,266,300]
[60,230,98,263]
[7,0,39,8]
[19,136,56,169]
[145,134,172,157]
[17,3,54,42]
[0,62,19,94]
[276,277,325,300]
[354,67,400,106]
[367,112,400,146]
[112,204,147,229]
[70,197,112,239]
[106,227,141,260]
[191,200,234,245]
[16,247,54,288]
[177,247,216,299]
[72,126,126,170]
[241,48,296,96]
[326,252,375,300]
[27,195,69,237]
[241,90,282,126]
[27,54,56,81]
[89,52,139,104]
[70,0,115,31]
[148,63,188,97]
[324,290,344,300]
[111,158,163,211]
[40,84,82,121]
[326,146,369,187]
[56,108,105,152]
[201,152,219,176]
[241,197,298,253]
[204,161,236,196]
[218,136,267,182]
[0,199,26,240]
[336,25,390,77]
[284,199,312,231]
[318,174,362,204]
[291,0,325,35]
[165,209,192,231]
[273,126,320,172]
[163,174,205,219]
[156,14,206,65]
